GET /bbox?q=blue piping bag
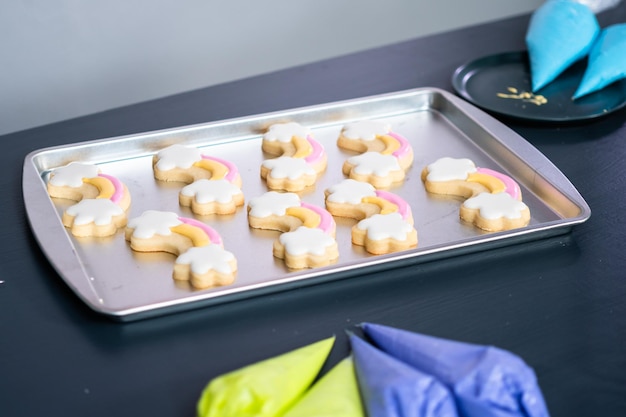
[525,0,599,91]
[573,24,626,99]
[361,323,550,417]
[349,333,458,417]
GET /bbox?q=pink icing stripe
[388,132,411,159]
[97,173,124,204]
[303,135,325,164]
[178,217,223,246]
[375,190,411,220]
[201,155,239,183]
[477,167,521,200]
[300,202,334,235]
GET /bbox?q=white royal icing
[463,192,528,220]
[348,152,402,176]
[278,226,336,256]
[263,122,311,143]
[426,157,477,182]
[326,179,376,204]
[356,212,413,241]
[127,210,182,239]
[49,162,99,187]
[248,191,301,218]
[175,245,236,274]
[262,156,316,179]
[65,198,124,226]
[155,144,202,171]
[341,120,391,141]
[180,179,243,204]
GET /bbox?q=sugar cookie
[47,162,131,237]
[337,120,413,188]
[125,210,236,289]
[422,157,530,232]
[325,179,417,254]
[247,191,338,269]
[351,212,418,255]
[260,122,327,192]
[153,144,244,215]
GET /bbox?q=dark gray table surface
[2,7,626,417]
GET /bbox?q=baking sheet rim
[22,87,591,321]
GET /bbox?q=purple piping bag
[361,323,550,417]
[349,333,458,417]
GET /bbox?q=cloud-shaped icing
[425,157,476,182]
[348,152,401,176]
[181,179,243,204]
[263,122,311,142]
[326,179,376,204]
[248,191,301,218]
[127,210,182,238]
[176,245,236,274]
[356,213,413,241]
[341,120,391,141]
[65,198,124,225]
[278,226,336,256]
[463,192,528,219]
[262,156,316,179]
[155,144,202,171]
[50,162,99,187]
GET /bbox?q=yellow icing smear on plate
[497,87,547,106]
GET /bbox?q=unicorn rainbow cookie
[260,122,328,192]
[325,179,417,255]
[422,157,530,232]
[153,144,244,215]
[337,120,414,189]
[47,162,131,237]
[125,210,237,289]
[247,191,338,269]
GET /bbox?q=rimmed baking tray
[23,88,591,321]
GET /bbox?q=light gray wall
[0,0,544,136]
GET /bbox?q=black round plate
[452,51,626,123]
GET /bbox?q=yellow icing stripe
[171,224,210,247]
[378,134,400,155]
[83,176,115,199]
[362,196,398,214]
[467,172,506,194]
[193,159,228,180]
[292,136,313,158]
[286,206,320,228]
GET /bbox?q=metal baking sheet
[22,88,591,321]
